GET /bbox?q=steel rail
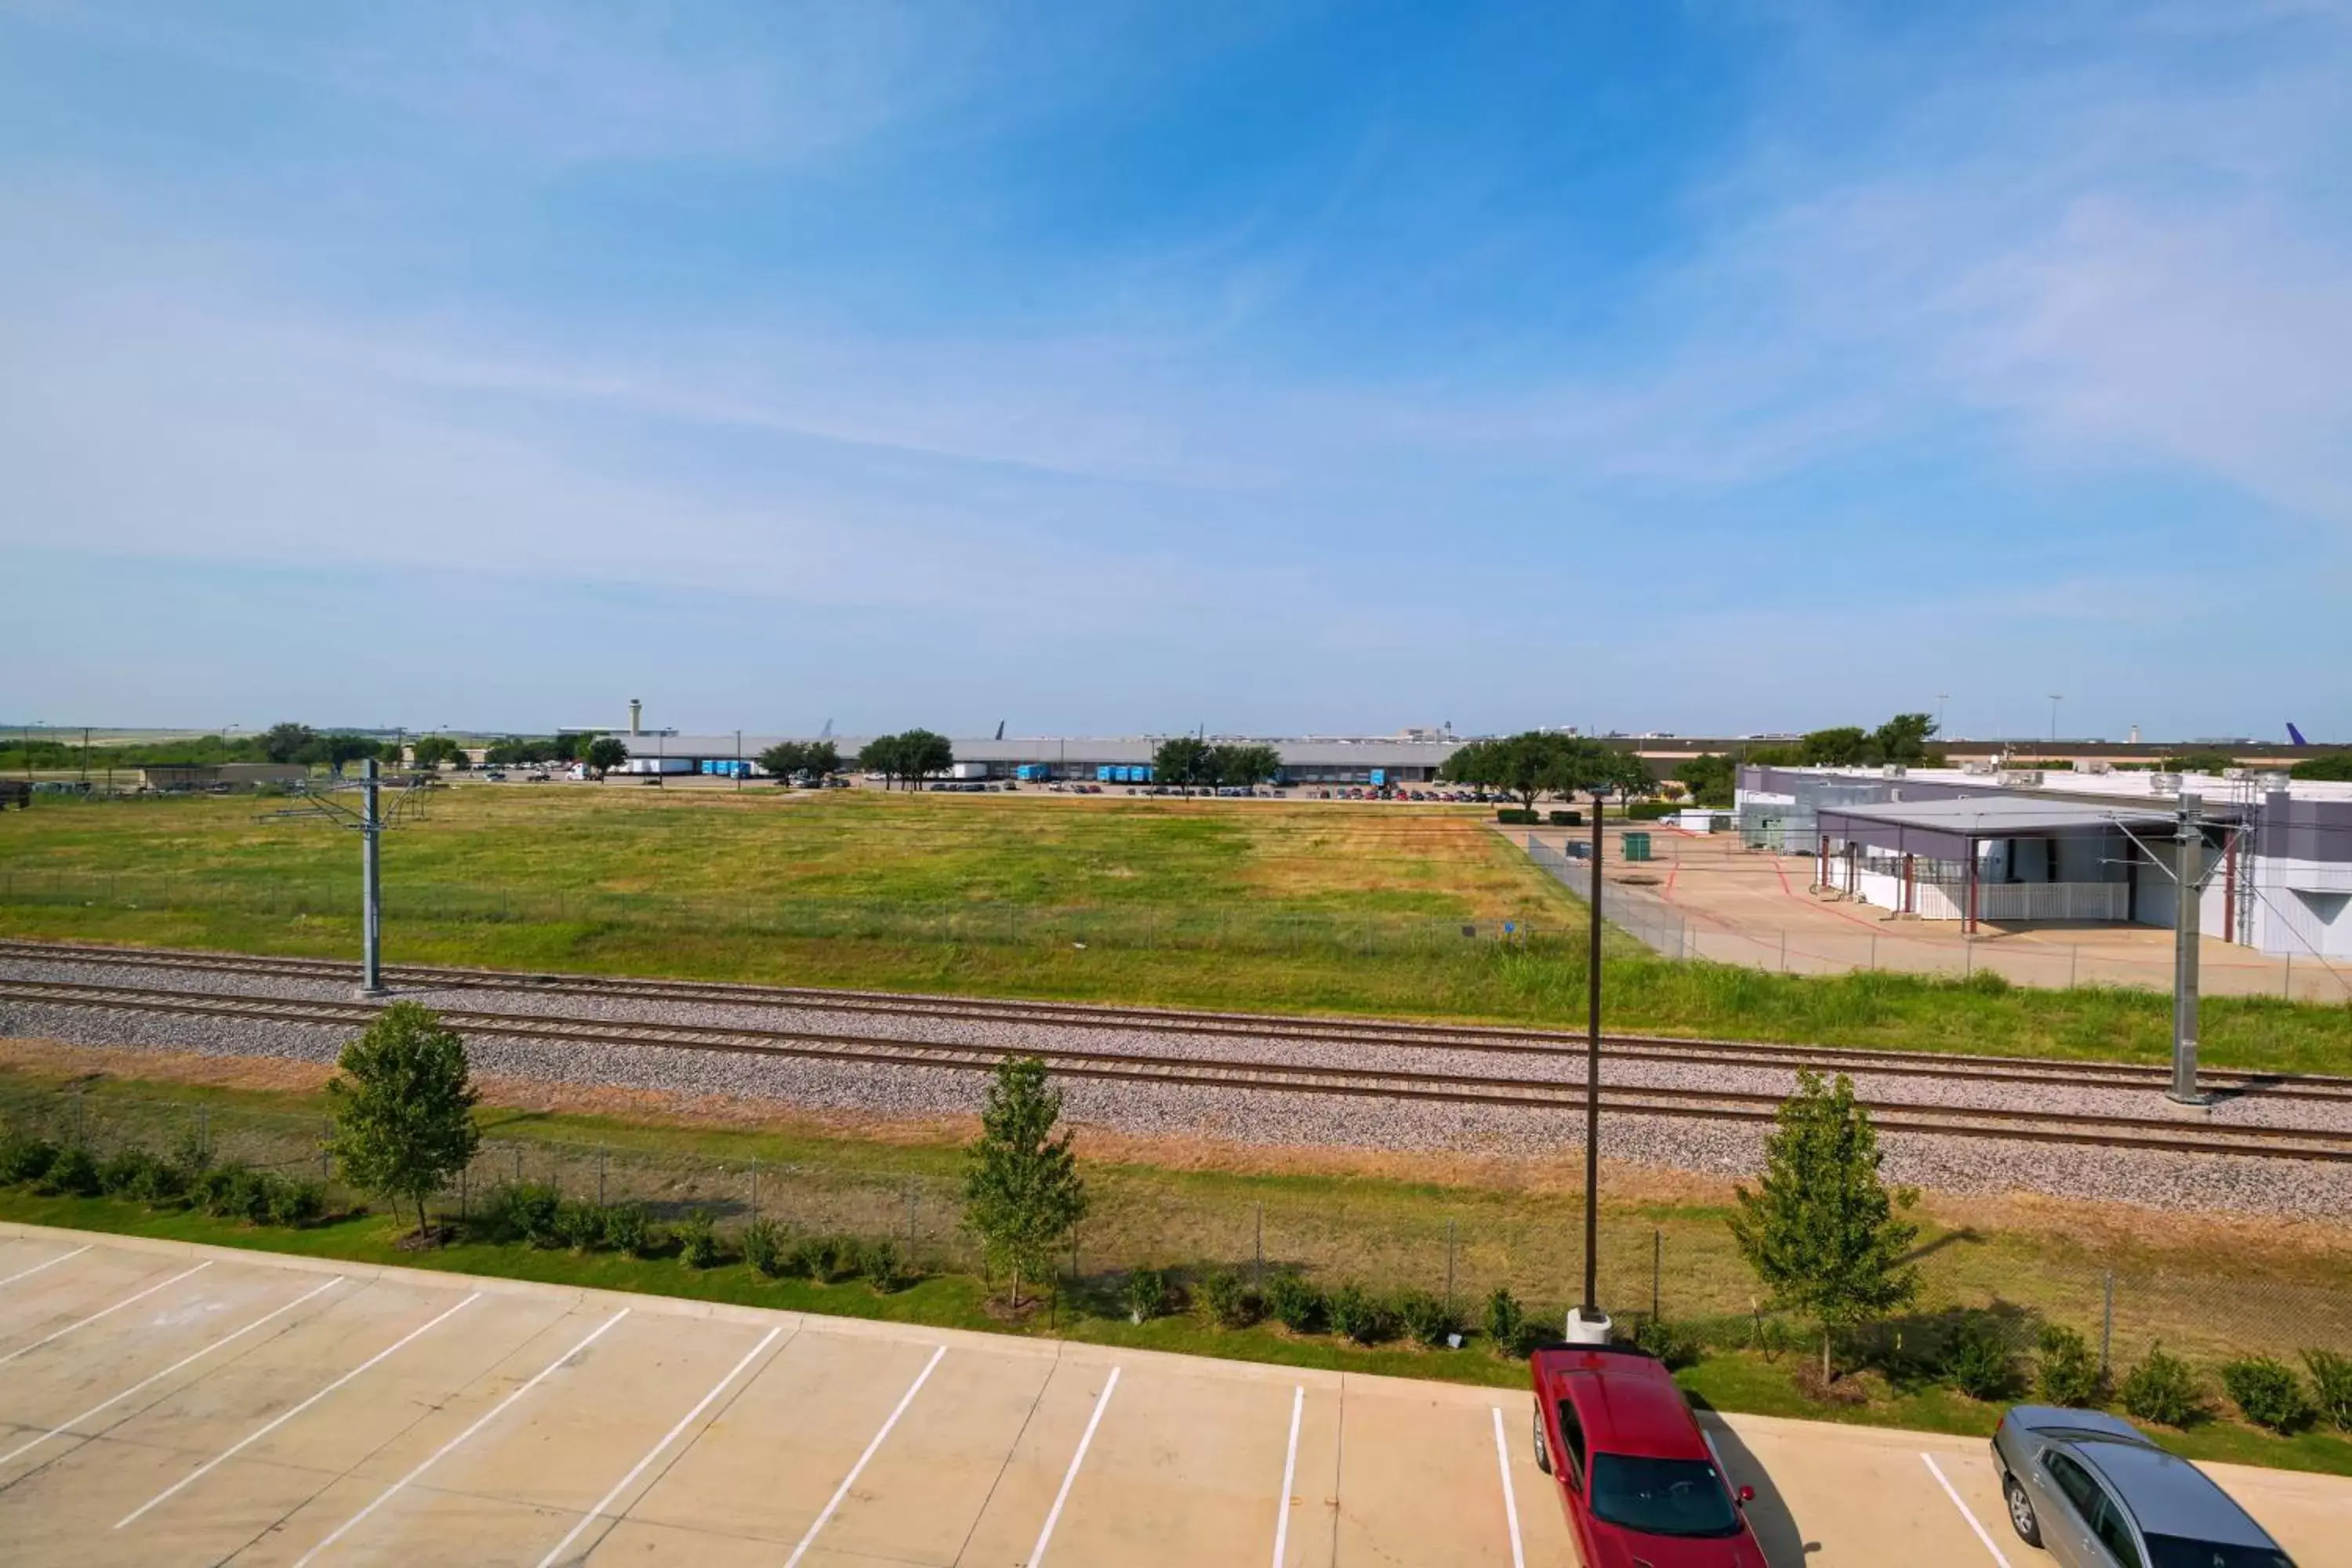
[2,938,2346,1104]
[4,975,2347,1165]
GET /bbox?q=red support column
[1903,853,1915,915]
[1965,850,1980,935]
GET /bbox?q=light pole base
[355,985,390,1000]
[1564,1307,1612,1345]
[2165,1089,2214,1108]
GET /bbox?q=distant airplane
[2288,722,2309,746]
[818,718,833,739]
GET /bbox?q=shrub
[1624,800,1675,821]
[1200,1269,1258,1329]
[1263,1272,1323,1334]
[1125,1266,1169,1323]
[2120,1345,2205,1427]
[604,1202,656,1258]
[266,1178,325,1228]
[1396,1290,1461,1348]
[1632,1317,1700,1370]
[674,1209,721,1269]
[1548,811,1583,827]
[0,1131,60,1185]
[191,1163,246,1217]
[858,1239,908,1293]
[788,1235,856,1283]
[2035,1325,2104,1409]
[1483,1287,1525,1357]
[2221,1359,2314,1434]
[1944,1320,2021,1401]
[742,1218,787,1278]
[488,1181,564,1247]
[2303,1349,2352,1432]
[41,1143,103,1197]
[98,1147,163,1197]
[554,1199,608,1252]
[1328,1283,1394,1345]
[1495,809,1538,826]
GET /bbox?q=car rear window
[2143,1539,2294,1568]
[1586,1454,1742,1538]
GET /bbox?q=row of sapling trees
[857,729,955,790]
[1149,738,1283,794]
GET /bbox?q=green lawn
[5,787,2352,1069]
[5,1063,2347,1477]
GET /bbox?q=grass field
[4,1062,2347,1475]
[5,786,2352,1069]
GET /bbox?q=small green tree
[325,1003,482,1242]
[583,736,629,778]
[759,740,810,779]
[1152,736,1211,793]
[1729,1071,1920,1385]
[1675,753,1737,808]
[1207,742,1282,789]
[963,1057,1088,1308]
[1799,726,1871,767]
[410,735,465,770]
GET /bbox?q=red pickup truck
[1530,1343,1766,1567]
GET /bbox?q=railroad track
[4,973,2350,1164]
[3,938,2348,1105]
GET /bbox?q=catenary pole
[2169,792,2203,1103]
[359,758,386,996]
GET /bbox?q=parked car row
[1526,1344,2297,1568]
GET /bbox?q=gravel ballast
[4,952,2349,1218]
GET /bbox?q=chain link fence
[5,1082,2343,1375]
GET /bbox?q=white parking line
[291,1309,628,1566]
[1270,1385,1302,1568]
[1029,1364,1121,1568]
[782,1342,946,1568]
[0,1276,342,1468]
[1922,1452,2014,1567]
[118,1290,483,1530]
[0,1261,211,1367]
[538,1323,789,1568]
[1491,1406,1526,1568]
[0,1245,92,1290]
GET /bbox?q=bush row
[477,1182,914,1291]
[0,1128,323,1228]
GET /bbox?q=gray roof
[612,735,1466,768]
[1815,796,2174,862]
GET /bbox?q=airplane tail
[2288,722,2309,746]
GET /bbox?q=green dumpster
[1623,830,1653,862]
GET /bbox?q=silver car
[1991,1405,2296,1568]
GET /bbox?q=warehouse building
[1736,763,2352,957]
[626,734,1470,787]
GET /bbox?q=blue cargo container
[1370,768,1387,786]
[1096,765,1112,782]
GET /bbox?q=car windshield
[2143,1538,2294,1568]
[1587,1454,1742,1538]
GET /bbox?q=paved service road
[0,1225,2344,1567]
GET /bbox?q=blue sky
[4,1,2348,741]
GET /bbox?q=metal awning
[1814,797,2173,862]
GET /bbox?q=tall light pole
[1573,785,1611,1343]
[360,757,386,996]
[1936,694,1950,738]
[2048,694,2063,746]
[2169,793,2205,1104]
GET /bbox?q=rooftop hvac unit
[1880,764,1907,779]
[2082,760,2114,775]
[1961,759,1997,775]
[2151,772,2181,793]
[2223,768,2251,781]
[2256,771,2290,792]
[1998,770,2045,787]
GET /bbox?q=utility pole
[1572,787,1610,1342]
[360,757,387,997]
[2048,694,2063,745]
[2169,793,2205,1104]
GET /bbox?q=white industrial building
[1737,764,2352,960]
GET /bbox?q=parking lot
[1,1227,2345,1567]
